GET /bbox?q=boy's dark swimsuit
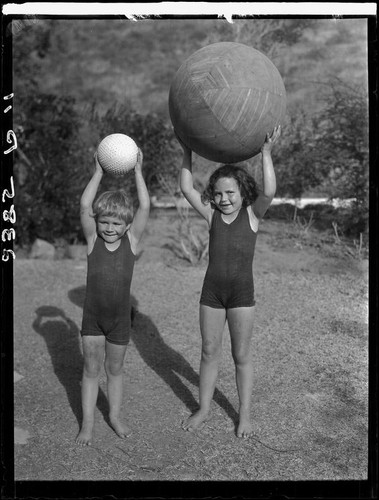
[81,233,135,345]
[200,206,257,309]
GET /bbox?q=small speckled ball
[97,134,138,176]
[169,42,286,163]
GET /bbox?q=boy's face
[97,215,129,243]
[213,177,243,216]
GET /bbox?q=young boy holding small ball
[76,148,149,446]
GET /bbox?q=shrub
[14,94,89,246]
[272,79,369,237]
[311,80,369,236]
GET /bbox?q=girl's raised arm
[253,125,280,221]
[129,149,150,252]
[80,153,103,244]
[177,134,212,225]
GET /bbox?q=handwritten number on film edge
[3,93,16,261]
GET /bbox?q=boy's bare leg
[76,336,105,445]
[182,305,226,431]
[228,307,255,438]
[105,341,130,438]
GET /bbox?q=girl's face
[213,177,243,216]
[97,215,128,244]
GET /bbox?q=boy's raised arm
[129,149,150,247]
[80,153,103,243]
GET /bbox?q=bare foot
[182,409,209,432]
[110,417,130,439]
[76,421,94,446]
[237,410,253,439]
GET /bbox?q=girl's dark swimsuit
[200,206,257,309]
[81,233,135,345]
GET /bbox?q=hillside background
[11,17,370,246]
[13,17,368,118]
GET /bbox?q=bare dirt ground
[12,211,369,495]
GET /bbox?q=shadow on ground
[32,305,109,427]
[67,285,239,427]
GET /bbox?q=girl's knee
[231,346,251,366]
[201,341,222,362]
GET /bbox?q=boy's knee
[105,360,123,377]
[83,361,102,378]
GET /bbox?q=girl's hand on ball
[261,125,281,153]
[174,130,191,155]
[271,125,281,143]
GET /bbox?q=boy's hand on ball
[93,152,104,175]
[134,148,143,172]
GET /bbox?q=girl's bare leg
[76,336,105,446]
[182,305,226,431]
[228,307,255,438]
[105,341,129,438]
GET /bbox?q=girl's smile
[213,177,243,218]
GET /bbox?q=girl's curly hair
[201,164,259,207]
[93,190,133,225]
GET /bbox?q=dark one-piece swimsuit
[81,234,135,345]
[200,206,257,309]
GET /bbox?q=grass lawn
[12,211,369,490]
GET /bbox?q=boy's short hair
[93,190,133,225]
